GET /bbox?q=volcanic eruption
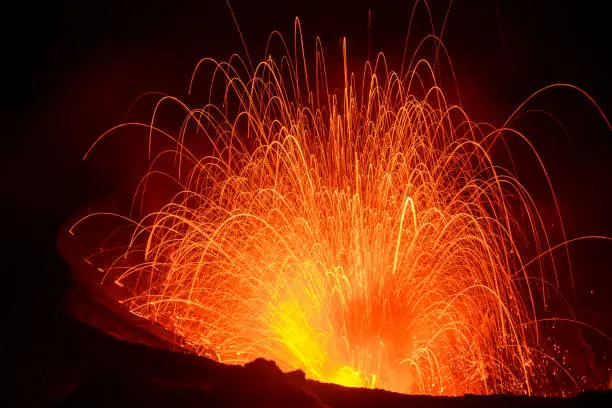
[64,16,611,397]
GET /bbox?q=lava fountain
[66,19,611,396]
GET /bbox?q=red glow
[66,21,611,396]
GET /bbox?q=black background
[3,0,611,402]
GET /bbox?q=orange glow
[69,21,611,396]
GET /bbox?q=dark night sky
[2,0,611,400]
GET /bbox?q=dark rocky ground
[9,287,611,407]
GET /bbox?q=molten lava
[69,24,610,396]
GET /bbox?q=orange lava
[70,21,610,396]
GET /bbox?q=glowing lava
[69,22,610,396]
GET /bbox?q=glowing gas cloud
[70,20,610,396]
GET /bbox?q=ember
[68,13,611,397]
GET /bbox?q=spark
[70,20,610,396]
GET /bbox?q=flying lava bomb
[65,16,612,397]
